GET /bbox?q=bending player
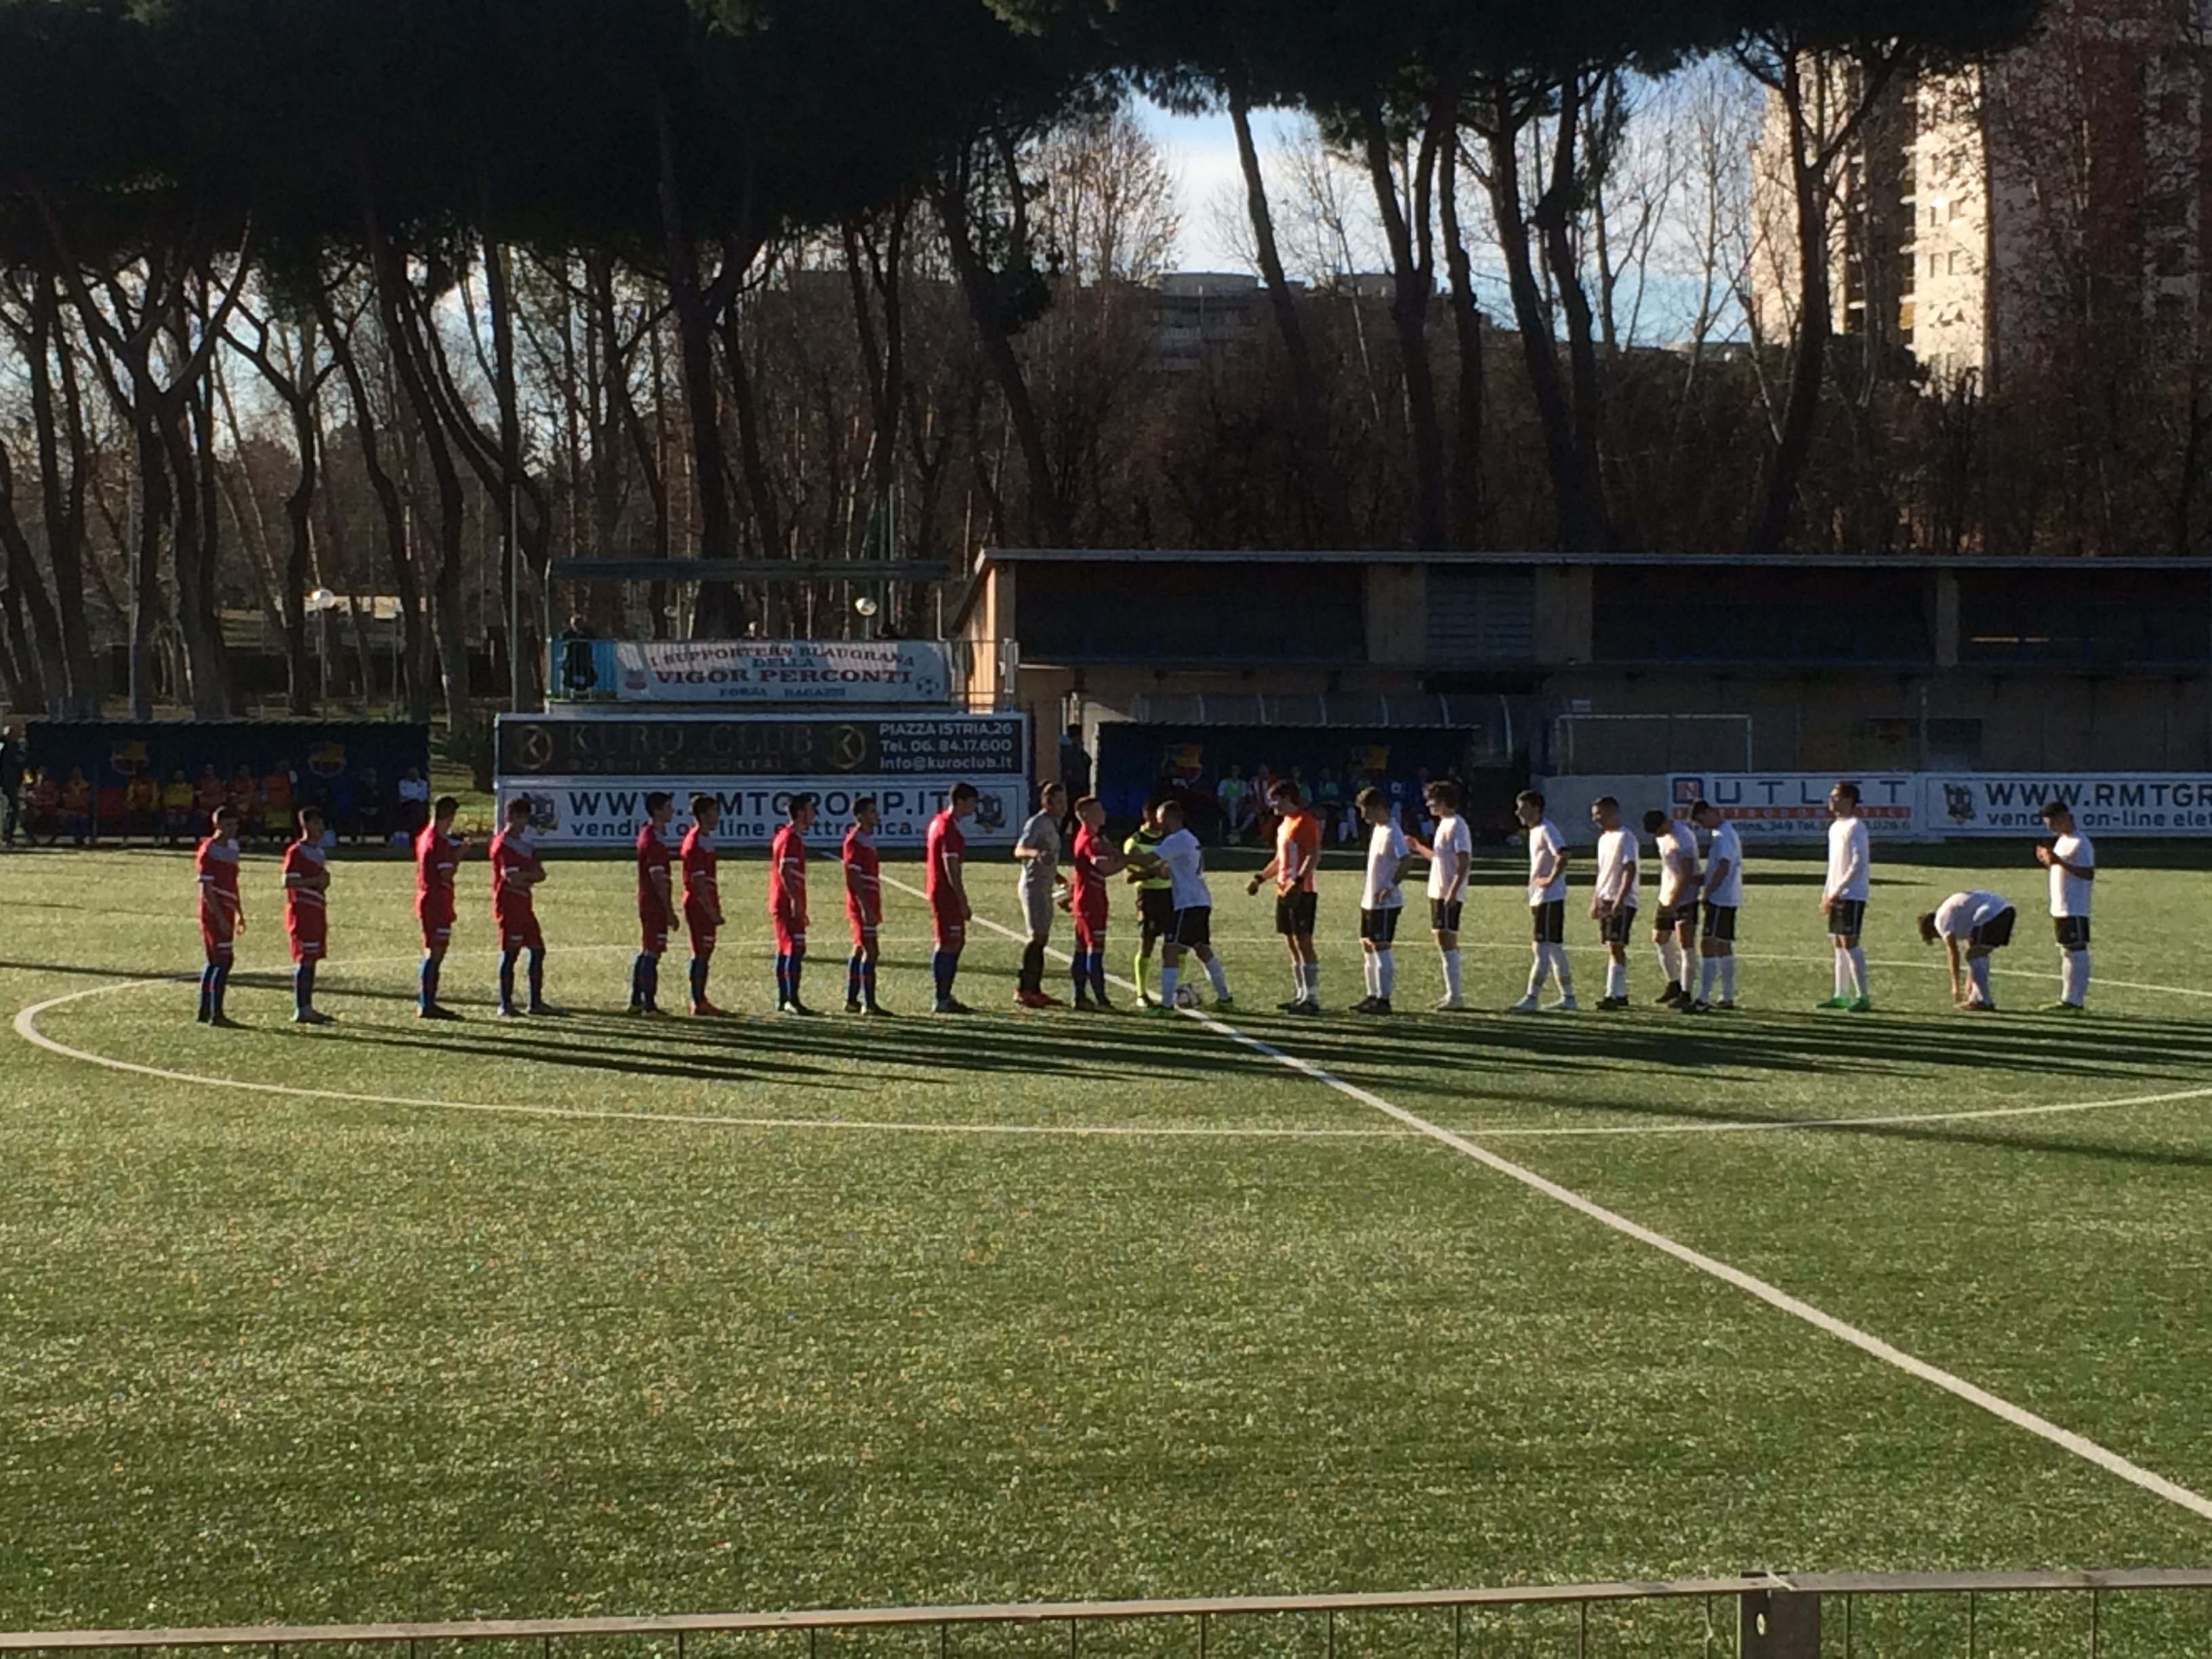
[283,805,334,1025]
[1408,779,1470,1010]
[1149,798,1232,1012]
[1067,794,1127,1010]
[842,796,888,1015]
[415,794,462,1019]
[1920,889,2017,1011]
[770,794,819,1015]
[491,796,555,1018]
[1246,779,1322,1014]
[1690,798,1742,1011]
[631,792,678,1015]
[1643,806,1700,1008]
[2036,799,2094,1011]
[1511,790,1576,1012]
[194,804,244,1026]
[683,794,728,1016]
[926,783,979,1013]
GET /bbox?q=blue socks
[527,948,545,1007]
[773,953,804,1005]
[632,952,658,1010]
[931,949,958,1001]
[498,949,518,1011]
[293,961,316,1017]
[1071,949,1108,1000]
[691,956,710,1008]
[197,963,229,1021]
[420,955,441,1011]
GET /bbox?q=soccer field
[3,843,2211,1645]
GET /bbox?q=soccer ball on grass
[1173,983,1202,1010]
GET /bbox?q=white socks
[1847,946,1868,998]
[1441,949,1462,1001]
[1364,951,1380,999]
[1376,949,1394,1000]
[1700,955,1719,1000]
[1292,961,1319,1003]
[1656,939,1681,986]
[1605,960,1627,1000]
[2061,949,2089,1006]
[1969,956,1991,1003]
[1833,952,1849,998]
[1721,957,1736,1000]
[1550,943,1574,994]
[1206,957,1231,999]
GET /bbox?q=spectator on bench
[123,773,159,844]
[26,768,60,844]
[398,766,431,838]
[355,766,386,844]
[161,771,194,845]
[193,765,226,832]
[263,758,296,839]
[228,765,263,844]
[60,767,93,844]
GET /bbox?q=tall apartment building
[1750,0,2211,386]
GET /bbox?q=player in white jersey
[1149,799,1233,1013]
[1641,807,1701,1007]
[1408,779,1471,1010]
[1818,781,1873,1012]
[1355,786,1415,1015]
[2036,800,2095,1011]
[1589,796,1639,1010]
[1689,799,1744,1011]
[1919,888,2017,1011]
[1511,790,1576,1011]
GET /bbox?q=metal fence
[5,1570,2209,1659]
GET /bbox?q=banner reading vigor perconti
[550,638,953,703]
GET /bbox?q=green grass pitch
[3,841,2210,1648]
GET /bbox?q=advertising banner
[1920,773,2212,837]
[497,775,1024,848]
[495,710,1028,847]
[550,638,952,704]
[1666,772,1918,837]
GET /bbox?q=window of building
[1427,567,1536,665]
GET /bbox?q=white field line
[898,876,2212,1525]
[12,934,2212,1144]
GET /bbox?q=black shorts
[1275,890,1318,937]
[1359,906,1402,946]
[1655,899,1698,936]
[2053,915,2091,950]
[1969,906,2016,951]
[1597,905,1637,947]
[1531,899,1565,944]
[1139,888,1175,943]
[1170,905,1212,951]
[1828,898,1867,939]
[1430,899,1463,934]
[1701,904,1738,943]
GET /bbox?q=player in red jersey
[769,794,820,1016]
[1066,794,1128,1010]
[194,805,244,1025]
[283,806,334,1025]
[631,792,678,1015]
[414,794,463,1019]
[841,796,888,1015]
[681,794,726,1016]
[490,796,554,1018]
[924,783,979,1013]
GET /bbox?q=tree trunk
[654,81,745,635]
[1358,95,1448,549]
[1744,55,1832,555]
[1480,75,1603,551]
[281,353,320,715]
[0,443,65,711]
[931,155,1072,548]
[30,275,100,714]
[1229,75,1355,546]
[1531,75,1610,549]
[1437,113,1487,550]
[480,221,534,708]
